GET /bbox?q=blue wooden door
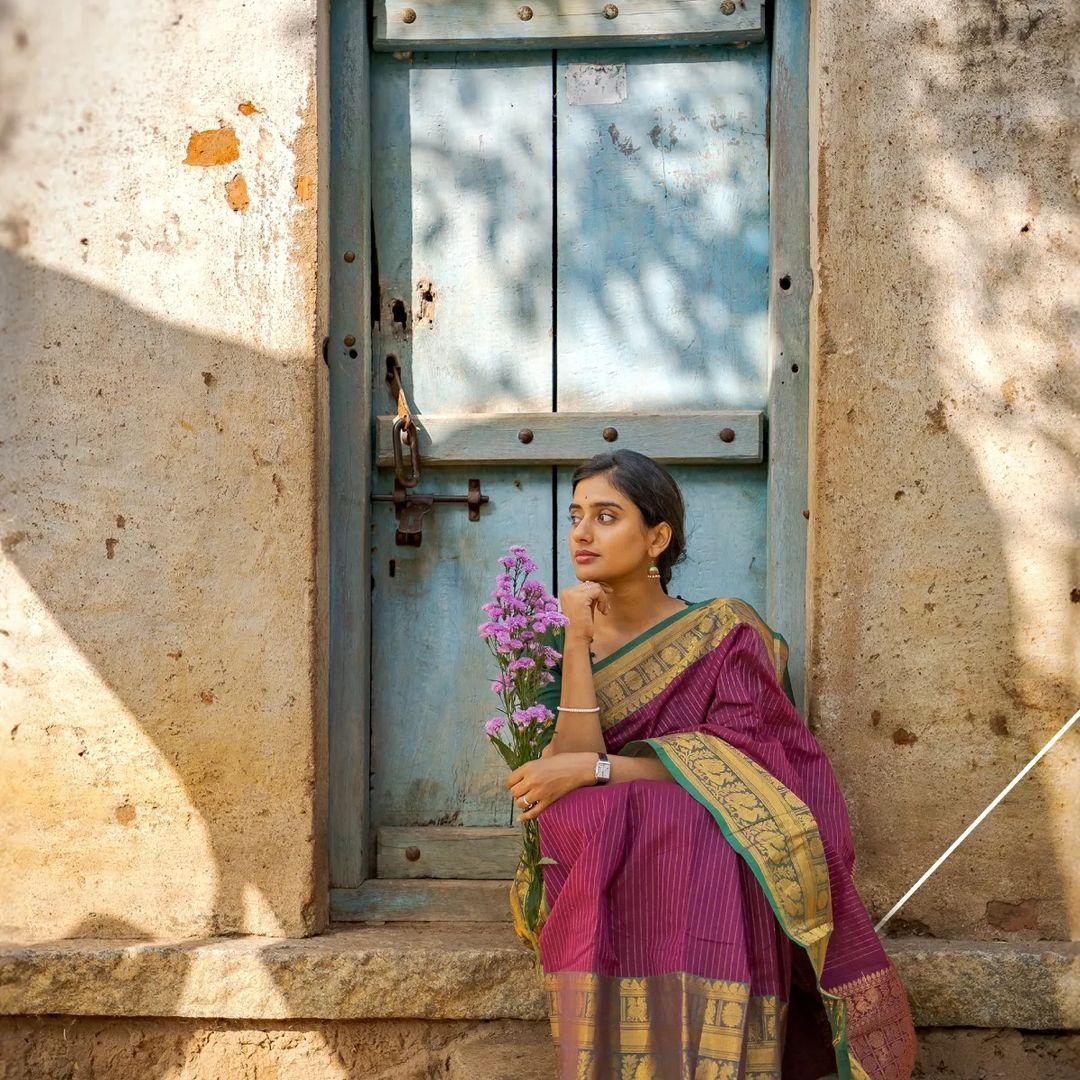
[329,2,810,915]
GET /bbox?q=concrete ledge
[0,924,1075,1030]
[0,923,548,1022]
[888,938,1079,1031]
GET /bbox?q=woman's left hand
[507,752,595,822]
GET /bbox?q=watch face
[597,760,611,779]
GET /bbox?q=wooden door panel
[555,44,770,410]
[369,50,555,831]
[370,468,553,829]
[370,50,553,412]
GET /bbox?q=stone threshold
[0,922,1075,1030]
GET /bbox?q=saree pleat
[533,598,917,1080]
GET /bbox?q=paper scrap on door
[565,63,627,106]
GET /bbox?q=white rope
[874,705,1079,934]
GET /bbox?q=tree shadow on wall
[806,0,1077,946]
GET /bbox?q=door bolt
[517,5,533,20]
[718,428,736,443]
[401,8,417,24]
[602,4,619,18]
[721,1,736,14]
[518,428,534,443]
[602,426,619,442]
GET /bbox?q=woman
[505,450,916,1080]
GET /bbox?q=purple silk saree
[532,597,916,1080]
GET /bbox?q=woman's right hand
[559,581,613,644]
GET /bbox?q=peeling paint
[294,174,314,202]
[607,122,638,156]
[183,125,240,167]
[648,122,679,150]
[287,75,319,331]
[225,173,249,211]
[416,278,436,326]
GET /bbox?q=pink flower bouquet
[479,545,568,968]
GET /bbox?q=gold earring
[647,562,660,580]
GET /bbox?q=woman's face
[567,472,668,584]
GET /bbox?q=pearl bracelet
[557,705,601,712]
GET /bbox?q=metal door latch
[371,415,488,546]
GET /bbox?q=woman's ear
[649,521,672,560]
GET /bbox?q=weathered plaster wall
[808,1,1078,941]
[0,1018,1077,1080]
[1,1017,562,1080]
[0,0,330,938]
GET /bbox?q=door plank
[329,0,374,890]
[378,825,521,878]
[373,1,765,53]
[369,50,555,833]
[332,880,514,922]
[555,44,770,408]
[765,0,812,712]
[375,410,764,466]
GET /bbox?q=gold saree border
[538,598,897,1078]
[829,966,917,1080]
[593,598,789,729]
[624,732,832,960]
[616,731,874,1080]
[542,969,785,1080]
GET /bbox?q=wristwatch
[593,751,611,785]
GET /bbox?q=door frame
[326,0,812,890]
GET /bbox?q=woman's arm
[540,743,677,784]
[545,633,606,755]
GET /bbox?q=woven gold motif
[595,601,742,728]
[542,969,785,1079]
[541,596,899,1079]
[627,731,833,961]
[829,964,918,1080]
